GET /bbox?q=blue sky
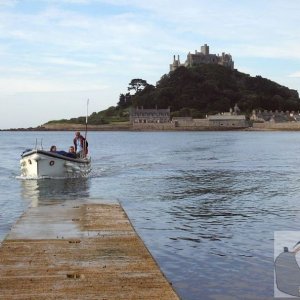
[0,0,300,129]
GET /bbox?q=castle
[170,44,234,71]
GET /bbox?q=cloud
[0,0,17,7]
[288,72,300,78]
[93,0,300,59]
[1,0,297,61]
[0,0,300,128]
[0,76,109,94]
[43,56,97,68]
[233,44,300,60]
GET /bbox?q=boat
[20,149,91,178]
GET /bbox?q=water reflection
[21,178,90,207]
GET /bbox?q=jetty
[0,200,179,299]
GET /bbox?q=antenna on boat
[84,99,89,156]
[85,99,89,139]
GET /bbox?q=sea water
[1,130,300,299]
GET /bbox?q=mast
[84,99,89,156]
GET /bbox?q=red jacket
[73,135,88,154]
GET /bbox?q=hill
[131,64,300,117]
[45,64,300,125]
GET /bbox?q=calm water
[1,131,300,299]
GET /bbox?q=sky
[1,0,300,129]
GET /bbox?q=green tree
[128,79,148,94]
[117,93,132,109]
[118,93,126,108]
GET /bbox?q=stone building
[207,104,247,128]
[170,44,234,72]
[170,105,247,128]
[250,110,298,123]
[130,107,170,124]
[208,114,247,128]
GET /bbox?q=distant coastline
[3,122,300,132]
[0,123,131,132]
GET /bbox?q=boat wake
[16,174,92,180]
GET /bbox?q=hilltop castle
[170,44,234,72]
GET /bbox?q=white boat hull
[20,150,91,178]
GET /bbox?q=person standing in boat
[73,131,88,158]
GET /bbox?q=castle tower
[201,44,209,55]
[170,54,181,71]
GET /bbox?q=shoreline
[3,122,300,132]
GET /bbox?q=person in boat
[50,145,57,152]
[67,146,77,159]
[54,147,77,159]
[73,131,88,158]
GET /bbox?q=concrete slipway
[0,200,179,299]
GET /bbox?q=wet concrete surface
[0,201,179,299]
